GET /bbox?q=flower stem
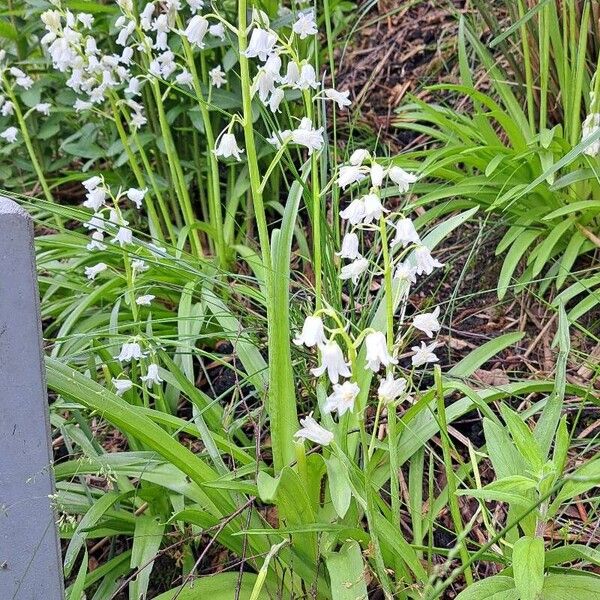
[3,78,62,228]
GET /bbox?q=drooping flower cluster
[0,51,54,145]
[294,147,445,446]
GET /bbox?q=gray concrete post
[0,197,64,599]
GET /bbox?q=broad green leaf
[448,332,524,378]
[498,230,540,300]
[326,541,369,600]
[152,573,265,600]
[454,575,518,600]
[326,455,352,519]
[500,405,543,472]
[542,574,600,599]
[513,536,544,600]
[130,515,165,600]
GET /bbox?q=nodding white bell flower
[214,132,244,161]
[349,149,370,166]
[116,20,135,46]
[187,0,205,11]
[184,14,209,47]
[264,53,282,77]
[175,69,193,87]
[0,127,18,143]
[311,340,351,384]
[370,162,384,187]
[293,315,327,348]
[268,88,284,113]
[339,198,365,225]
[324,88,351,110]
[84,262,107,280]
[324,381,360,416]
[125,77,141,96]
[337,164,366,189]
[388,166,417,193]
[282,61,300,86]
[413,306,441,338]
[34,103,51,116]
[120,47,134,65]
[294,413,333,446]
[112,378,133,396]
[141,363,163,387]
[1,101,14,116]
[87,231,107,251]
[209,65,226,88]
[83,187,107,211]
[77,12,94,28]
[582,113,600,156]
[394,262,417,284]
[411,341,438,367]
[378,372,408,404]
[126,187,147,209]
[291,118,324,154]
[209,23,225,40]
[116,341,147,363]
[339,256,369,285]
[364,331,397,372]
[252,69,277,102]
[293,11,318,39]
[140,3,155,29]
[74,99,92,112]
[113,226,133,247]
[414,245,443,276]
[295,63,319,90]
[336,232,361,260]
[84,214,106,231]
[362,193,387,224]
[266,129,293,149]
[244,28,277,61]
[132,259,149,274]
[392,218,420,247]
[136,294,155,306]
[83,175,102,191]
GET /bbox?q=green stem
[149,79,203,258]
[180,29,227,267]
[4,78,62,228]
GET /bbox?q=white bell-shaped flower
[349,149,370,166]
[294,413,333,446]
[370,162,384,187]
[336,232,361,260]
[324,381,360,416]
[141,363,163,387]
[112,378,133,396]
[116,341,147,363]
[388,166,417,193]
[411,341,438,367]
[244,28,277,61]
[413,306,441,338]
[324,88,351,110]
[337,165,366,189]
[339,198,365,225]
[378,372,407,404]
[215,133,244,161]
[84,262,107,280]
[414,245,443,275]
[364,331,397,372]
[362,193,387,224]
[339,257,368,284]
[392,218,420,247]
[292,11,318,39]
[184,15,209,47]
[311,340,351,384]
[126,187,147,209]
[394,262,417,284]
[293,315,327,348]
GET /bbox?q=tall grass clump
[395,1,600,316]
[0,0,599,598]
